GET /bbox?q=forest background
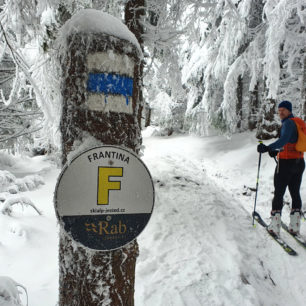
[0,0,305,155]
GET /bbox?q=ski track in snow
[136,133,306,306]
[1,132,306,305]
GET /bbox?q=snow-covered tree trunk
[57,10,142,306]
[59,233,139,306]
[245,0,265,131]
[236,75,243,130]
[248,83,259,131]
[256,97,278,140]
[125,0,145,48]
[125,0,145,128]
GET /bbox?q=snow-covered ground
[0,153,59,306]
[1,131,306,305]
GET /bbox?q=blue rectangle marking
[87,73,134,98]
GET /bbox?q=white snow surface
[1,131,306,305]
[58,9,141,52]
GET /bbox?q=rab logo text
[98,167,123,205]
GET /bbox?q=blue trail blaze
[87,73,133,105]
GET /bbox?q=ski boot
[268,211,281,236]
[288,209,301,235]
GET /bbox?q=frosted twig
[0,276,28,306]
[1,196,42,216]
[0,124,42,143]
[225,0,245,23]
[16,283,28,306]
[0,74,14,86]
[0,21,51,119]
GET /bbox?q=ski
[281,222,306,249]
[252,211,298,256]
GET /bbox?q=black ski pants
[272,158,305,211]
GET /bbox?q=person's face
[278,107,291,120]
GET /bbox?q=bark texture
[256,98,279,140]
[58,31,141,306]
[125,0,146,128]
[59,232,139,306]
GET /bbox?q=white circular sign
[54,146,154,250]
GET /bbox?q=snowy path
[1,134,306,305]
[136,135,306,306]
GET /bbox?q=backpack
[291,117,306,152]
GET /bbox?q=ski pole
[253,141,263,226]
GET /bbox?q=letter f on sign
[98,167,123,205]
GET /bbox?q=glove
[269,150,278,158]
[257,143,269,153]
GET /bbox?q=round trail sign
[54,146,154,251]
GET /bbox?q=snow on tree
[0,0,305,147]
[0,0,50,151]
[141,0,189,134]
[0,0,101,151]
[181,0,305,138]
[0,276,27,306]
[0,40,42,152]
[1,196,42,216]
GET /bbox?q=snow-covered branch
[0,276,28,306]
[1,196,42,216]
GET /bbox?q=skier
[257,100,305,236]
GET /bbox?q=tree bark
[59,232,139,306]
[248,83,259,131]
[125,0,145,49]
[58,22,142,306]
[236,75,243,130]
[125,0,146,128]
[256,98,278,140]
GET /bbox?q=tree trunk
[125,0,146,128]
[125,0,145,49]
[144,102,151,127]
[256,98,278,140]
[236,75,243,130]
[248,83,259,131]
[59,232,139,306]
[58,13,142,306]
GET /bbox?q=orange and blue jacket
[268,114,304,159]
